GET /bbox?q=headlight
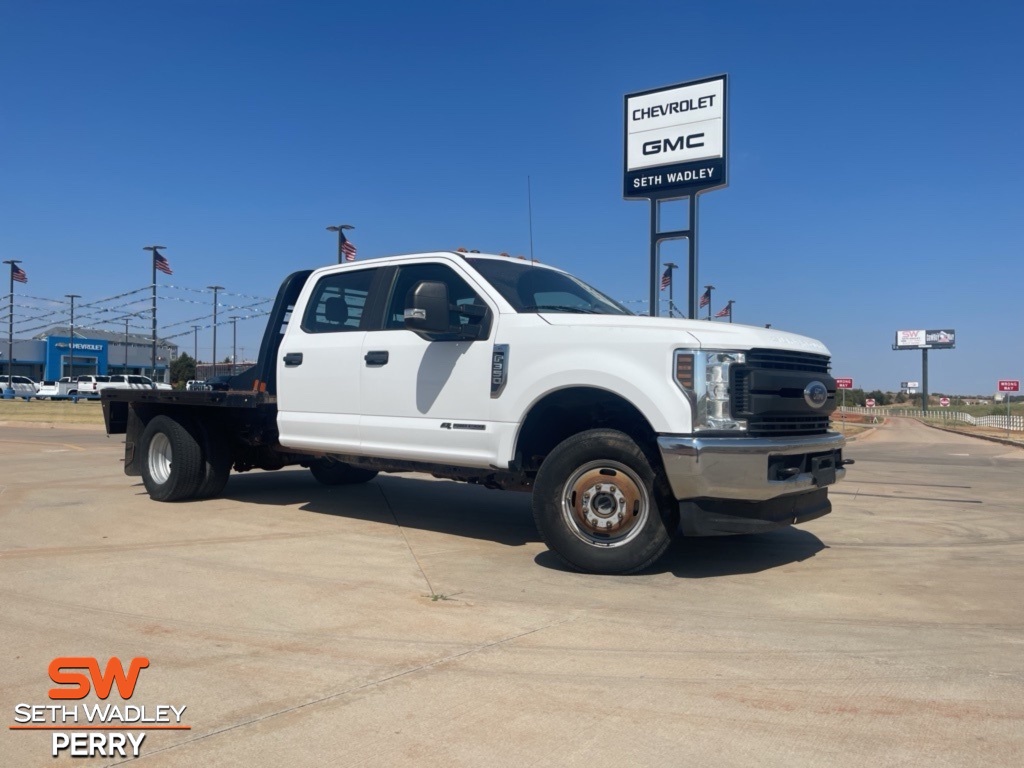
[674,350,747,432]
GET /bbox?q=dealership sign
[624,75,727,198]
[894,329,956,349]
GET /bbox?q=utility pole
[3,259,22,391]
[208,285,224,378]
[143,246,166,379]
[193,325,200,362]
[65,294,81,379]
[230,316,239,375]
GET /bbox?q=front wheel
[532,429,678,574]
[139,415,205,502]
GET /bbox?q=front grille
[732,368,751,413]
[746,349,830,374]
[747,415,831,437]
[732,349,834,437]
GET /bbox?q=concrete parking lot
[1,417,1022,766]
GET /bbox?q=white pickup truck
[99,375,173,392]
[102,252,847,574]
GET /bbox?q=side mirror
[404,281,452,335]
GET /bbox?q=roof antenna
[527,176,535,264]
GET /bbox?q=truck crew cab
[102,252,847,574]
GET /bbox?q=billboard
[901,381,920,388]
[894,329,956,349]
[624,75,727,198]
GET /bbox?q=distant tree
[170,353,196,387]
[895,391,908,404]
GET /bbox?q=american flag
[660,267,671,291]
[340,231,357,262]
[12,264,27,284]
[154,252,173,275]
[699,287,711,308]
[715,302,732,318]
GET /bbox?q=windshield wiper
[522,304,599,314]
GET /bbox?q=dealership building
[1,326,177,382]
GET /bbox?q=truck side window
[302,268,377,333]
[384,263,491,337]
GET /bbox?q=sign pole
[649,202,659,317]
[922,348,929,414]
[687,194,698,319]
[625,76,727,319]
[1008,390,1012,439]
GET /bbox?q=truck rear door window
[302,268,377,333]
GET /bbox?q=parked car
[36,377,78,399]
[2,375,39,398]
[75,375,111,397]
[99,375,173,392]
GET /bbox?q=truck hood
[537,314,831,356]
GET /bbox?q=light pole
[124,317,130,371]
[208,285,224,378]
[66,294,81,379]
[143,245,166,379]
[3,259,22,392]
[193,325,200,362]
[326,224,355,264]
[230,316,239,375]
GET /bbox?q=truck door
[277,267,379,454]
[359,261,500,467]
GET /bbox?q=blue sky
[1,1,1021,392]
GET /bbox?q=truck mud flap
[679,487,831,537]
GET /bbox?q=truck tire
[139,415,205,502]
[532,429,678,574]
[309,458,378,485]
[195,427,232,499]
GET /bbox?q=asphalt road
[1,418,1021,767]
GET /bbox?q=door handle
[364,350,389,366]
[283,352,304,366]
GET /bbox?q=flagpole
[143,246,166,380]
[705,284,714,321]
[664,262,678,317]
[3,259,21,392]
[327,224,355,264]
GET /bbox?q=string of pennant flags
[3,255,276,352]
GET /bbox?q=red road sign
[835,378,854,389]
[998,380,1020,392]
[865,398,876,407]
[939,397,950,407]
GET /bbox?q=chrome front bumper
[657,432,847,502]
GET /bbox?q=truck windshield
[467,258,632,315]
